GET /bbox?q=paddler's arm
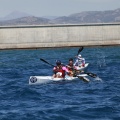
[66,65,72,69]
[73,59,79,66]
[62,66,72,76]
[62,66,69,72]
[53,67,58,74]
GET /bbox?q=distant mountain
[0,11,31,21]
[42,16,59,20]
[0,8,120,26]
[0,16,50,26]
[50,8,120,24]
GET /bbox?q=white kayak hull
[29,74,89,85]
[75,63,89,70]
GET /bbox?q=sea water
[0,46,120,120]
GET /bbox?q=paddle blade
[40,58,55,67]
[77,46,84,55]
[78,76,90,82]
[86,72,97,78]
[40,58,49,64]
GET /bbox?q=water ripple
[0,46,120,119]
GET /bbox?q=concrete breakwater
[0,23,120,49]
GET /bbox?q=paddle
[40,58,55,67]
[75,47,97,78]
[84,72,97,78]
[40,47,83,67]
[63,47,96,80]
[77,76,90,82]
[77,46,84,56]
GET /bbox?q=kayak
[29,74,90,85]
[75,63,89,70]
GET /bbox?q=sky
[0,0,120,17]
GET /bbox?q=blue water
[0,46,120,120]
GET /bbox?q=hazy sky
[0,0,120,17]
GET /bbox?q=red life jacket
[54,66,65,78]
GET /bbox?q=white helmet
[78,54,82,59]
[78,54,81,57]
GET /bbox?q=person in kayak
[53,60,69,78]
[66,58,76,77]
[66,58,84,77]
[74,54,85,67]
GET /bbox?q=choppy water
[0,46,120,120]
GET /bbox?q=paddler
[66,58,76,77]
[53,60,69,78]
[74,54,85,67]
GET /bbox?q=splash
[94,47,107,68]
[94,76,103,82]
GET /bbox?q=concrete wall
[0,23,120,49]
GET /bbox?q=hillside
[0,16,50,26]
[0,8,120,26]
[50,8,120,24]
